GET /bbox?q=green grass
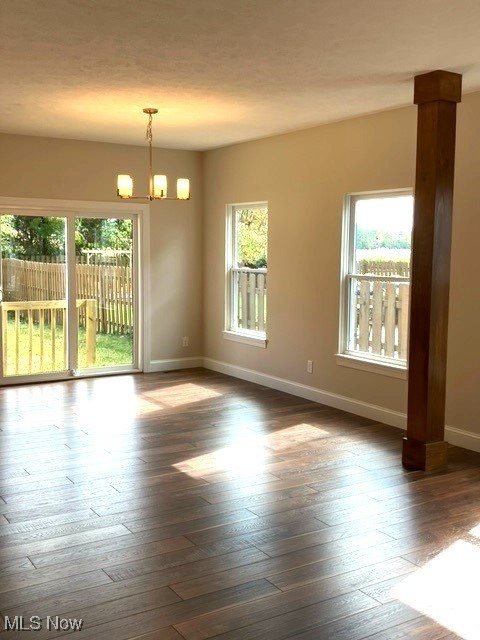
[77,328,133,369]
[4,319,133,376]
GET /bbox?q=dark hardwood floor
[0,368,479,639]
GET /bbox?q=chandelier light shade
[117,108,190,201]
[154,174,167,198]
[117,174,133,198]
[176,178,190,200]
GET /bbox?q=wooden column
[402,70,462,471]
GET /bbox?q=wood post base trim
[402,437,448,471]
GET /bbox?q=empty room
[1,1,480,639]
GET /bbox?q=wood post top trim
[414,70,462,105]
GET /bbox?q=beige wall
[0,133,203,363]
[203,91,480,443]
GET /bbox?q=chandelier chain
[146,113,153,144]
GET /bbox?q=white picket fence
[233,268,267,332]
[351,275,410,360]
[230,267,408,356]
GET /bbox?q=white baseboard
[202,357,480,453]
[136,357,480,452]
[203,358,407,429]
[147,357,203,373]
[445,425,480,453]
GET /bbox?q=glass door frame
[0,197,150,385]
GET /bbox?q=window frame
[337,188,412,378]
[224,201,268,348]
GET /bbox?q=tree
[356,227,411,250]
[237,208,268,268]
[0,216,133,260]
[1,216,65,258]
[74,218,132,254]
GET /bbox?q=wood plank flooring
[0,368,479,639]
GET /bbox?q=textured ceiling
[1,0,480,150]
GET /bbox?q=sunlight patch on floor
[66,383,221,448]
[173,424,330,478]
[144,383,222,408]
[173,434,268,478]
[391,538,480,639]
[263,423,331,451]
[74,397,140,424]
[135,397,165,414]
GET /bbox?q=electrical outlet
[307,360,313,374]
[182,336,190,347]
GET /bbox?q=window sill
[223,330,267,348]
[335,353,407,379]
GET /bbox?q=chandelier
[117,108,190,201]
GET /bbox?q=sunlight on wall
[392,539,480,639]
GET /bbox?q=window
[338,191,413,374]
[225,203,268,346]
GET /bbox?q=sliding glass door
[75,216,135,373]
[0,208,140,383]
